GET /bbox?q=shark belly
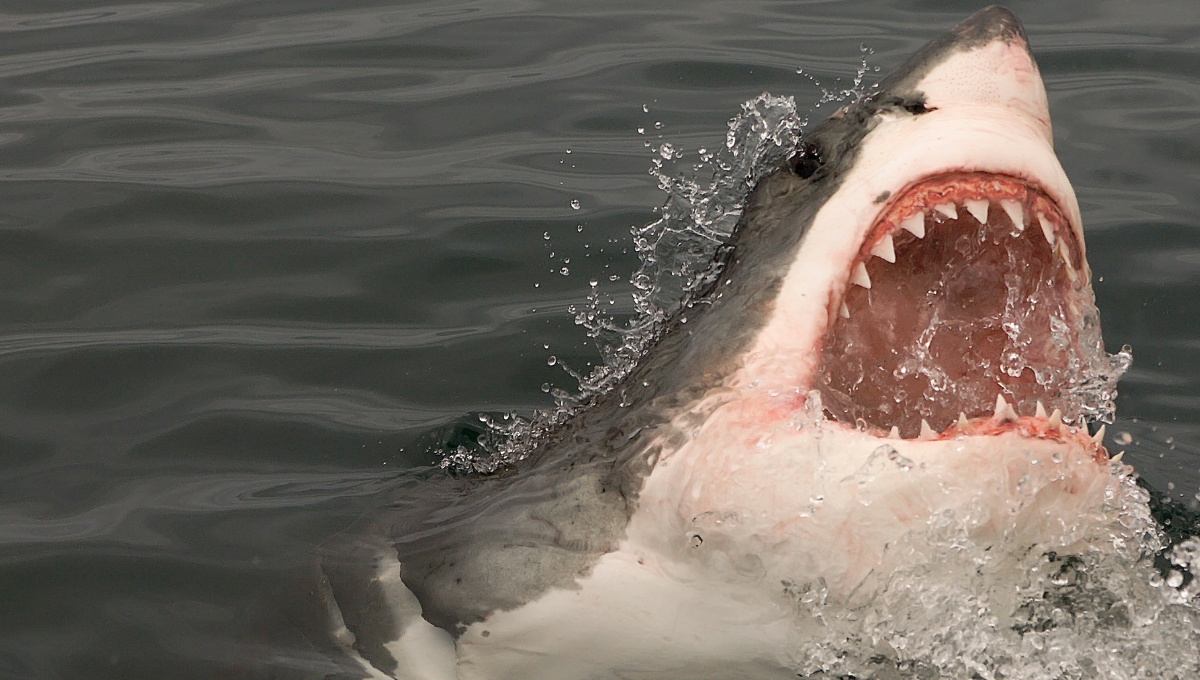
[423,402,1112,680]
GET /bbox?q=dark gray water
[0,1,1197,678]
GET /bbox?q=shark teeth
[1038,212,1055,246]
[933,203,957,220]
[1000,199,1024,231]
[993,394,1018,423]
[850,262,872,289]
[833,182,1087,444]
[919,419,937,440]
[870,233,896,263]
[1057,239,1076,280]
[1091,424,1106,445]
[900,212,925,238]
[965,199,989,225]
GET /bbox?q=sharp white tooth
[1049,409,1062,430]
[1057,240,1078,281]
[870,233,896,263]
[888,426,901,439]
[1091,424,1106,444]
[900,212,925,238]
[1064,263,1078,282]
[958,412,970,429]
[1038,213,1055,246]
[992,395,1018,423]
[1057,239,1072,268]
[1111,450,1124,463]
[933,203,957,220]
[1000,199,1025,231]
[1036,401,1047,419]
[965,199,989,225]
[850,262,871,289]
[919,419,937,440]
[840,301,850,318]
[993,394,1008,420]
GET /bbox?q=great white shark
[295,7,1135,679]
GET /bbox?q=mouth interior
[816,173,1097,440]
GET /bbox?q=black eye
[790,142,823,179]
[902,100,931,115]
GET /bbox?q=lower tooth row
[893,399,1089,442]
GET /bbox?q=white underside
[361,401,1117,680]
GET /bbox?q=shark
[298,7,1132,680]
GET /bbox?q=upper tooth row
[852,200,1068,292]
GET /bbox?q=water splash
[784,470,1200,680]
[442,92,805,473]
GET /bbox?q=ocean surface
[0,0,1197,678]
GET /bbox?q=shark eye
[902,100,931,115]
[790,143,823,179]
[878,95,932,116]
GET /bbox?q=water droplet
[1167,570,1184,588]
[547,356,557,366]
[1115,431,1132,445]
[560,267,569,276]
[570,199,581,210]
[642,104,649,113]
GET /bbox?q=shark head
[729,6,1112,443]
[622,6,1126,599]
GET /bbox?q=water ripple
[0,471,393,546]
[0,324,490,357]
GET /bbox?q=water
[0,0,1198,678]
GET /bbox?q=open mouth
[816,172,1096,441]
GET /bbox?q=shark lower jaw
[815,171,1100,446]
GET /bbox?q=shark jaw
[819,170,1093,441]
[735,8,1112,447]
